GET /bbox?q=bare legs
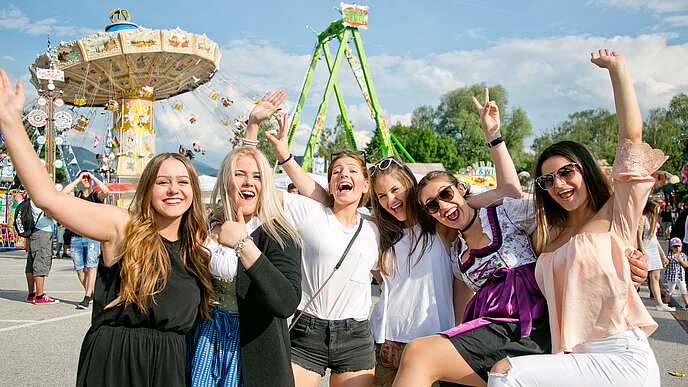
[648,270,665,306]
[392,335,485,387]
[26,273,44,296]
[292,363,375,387]
[76,267,96,297]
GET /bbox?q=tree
[643,92,688,175]
[531,109,617,164]
[433,84,533,172]
[256,120,277,166]
[365,124,466,172]
[411,105,435,130]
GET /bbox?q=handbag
[288,218,364,331]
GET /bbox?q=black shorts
[447,314,551,382]
[290,313,375,376]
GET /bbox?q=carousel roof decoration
[29,8,221,107]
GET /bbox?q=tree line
[316,84,688,176]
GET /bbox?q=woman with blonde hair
[186,95,304,386]
[0,69,214,386]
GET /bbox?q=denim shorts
[70,236,100,270]
[290,313,375,376]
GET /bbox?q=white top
[370,224,455,344]
[283,192,380,321]
[206,216,262,278]
[642,216,663,272]
[30,200,53,232]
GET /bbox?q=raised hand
[590,49,626,71]
[264,113,291,162]
[0,69,26,123]
[248,89,287,125]
[471,88,500,140]
[217,206,249,248]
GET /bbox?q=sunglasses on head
[330,150,366,163]
[425,185,455,214]
[368,157,404,175]
[535,163,580,190]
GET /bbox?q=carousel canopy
[29,10,220,106]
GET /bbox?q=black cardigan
[236,224,302,386]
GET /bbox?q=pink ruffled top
[535,140,666,354]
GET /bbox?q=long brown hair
[643,199,660,239]
[532,141,612,254]
[370,158,435,277]
[108,153,214,319]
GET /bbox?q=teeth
[165,199,181,204]
[241,191,255,198]
[391,203,402,210]
[446,208,457,217]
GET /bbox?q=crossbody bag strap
[289,219,364,331]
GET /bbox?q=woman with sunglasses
[242,113,380,387]
[487,50,662,386]
[393,89,551,386]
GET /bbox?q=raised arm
[0,70,128,250]
[465,88,521,209]
[265,113,331,205]
[87,171,110,201]
[591,49,642,144]
[61,173,83,195]
[243,90,287,145]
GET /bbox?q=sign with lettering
[341,3,368,29]
[35,68,65,82]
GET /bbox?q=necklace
[458,207,478,233]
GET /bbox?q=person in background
[287,183,299,194]
[665,238,688,310]
[26,199,59,304]
[62,170,110,309]
[642,200,673,311]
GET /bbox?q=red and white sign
[36,96,48,106]
[35,68,64,82]
[341,3,368,29]
[54,98,65,108]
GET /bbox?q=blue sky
[1,1,687,167]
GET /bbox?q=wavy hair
[643,199,659,239]
[108,153,214,319]
[211,146,303,248]
[370,158,436,277]
[532,141,612,254]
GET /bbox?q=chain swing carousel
[29,9,222,190]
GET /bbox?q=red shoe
[34,295,59,305]
[26,295,35,303]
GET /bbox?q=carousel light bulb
[47,82,55,91]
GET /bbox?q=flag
[111,134,120,149]
[93,135,100,149]
[105,130,112,149]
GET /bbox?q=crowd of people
[0,49,673,386]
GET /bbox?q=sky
[1,0,687,168]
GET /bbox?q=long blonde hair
[212,146,302,248]
[109,153,214,319]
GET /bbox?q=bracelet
[278,153,294,166]
[234,234,254,256]
[487,136,504,148]
[241,138,258,147]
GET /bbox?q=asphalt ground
[1,246,686,386]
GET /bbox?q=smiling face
[151,158,193,221]
[228,155,262,219]
[419,178,471,230]
[328,156,369,208]
[374,174,409,222]
[540,155,588,213]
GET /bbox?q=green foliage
[531,109,618,164]
[257,120,277,166]
[643,93,688,175]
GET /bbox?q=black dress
[77,239,202,387]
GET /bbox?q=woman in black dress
[0,69,214,387]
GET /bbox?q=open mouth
[444,207,460,221]
[240,190,256,200]
[557,189,574,200]
[391,202,403,213]
[337,181,353,193]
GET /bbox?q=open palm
[0,69,26,122]
[248,89,287,124]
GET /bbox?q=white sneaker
[655,305,676,312]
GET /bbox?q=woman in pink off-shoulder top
[487,50,664,387]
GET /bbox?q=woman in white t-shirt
[244,109,380,387]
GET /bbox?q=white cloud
[0,6,100,38]
[665,14,688,27]
[3,55,14,61]
[589,0,688,14]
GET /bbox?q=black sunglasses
[535,163,580,190]
[330,150,366,163]
[368,157,404,175]
[425,185,455,214]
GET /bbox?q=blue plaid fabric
[664,252,686,283]
[186,308,242,386]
